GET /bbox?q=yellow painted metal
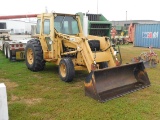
[27,48,34,65]
[61,50,77,55]
[60,63,66,77]
[16,51,25,60]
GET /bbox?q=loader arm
[79,35,117,73]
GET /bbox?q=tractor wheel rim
[60,63,66,77]
[27,48,34,64]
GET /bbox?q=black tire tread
[25,39,45,71]
[59,58,75,82]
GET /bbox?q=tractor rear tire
[25,39,45,71]
[59,58,75,82]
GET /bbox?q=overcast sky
[0,0,160,21]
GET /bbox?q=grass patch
[0,45,160,120]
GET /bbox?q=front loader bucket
[85,62,150,102]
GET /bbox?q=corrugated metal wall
[134,24,160,48]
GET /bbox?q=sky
[0,0,160,21]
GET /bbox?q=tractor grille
[90,30,106,36]
[90,24,110,28]
[86,14,101,21]
[90,24,110,36]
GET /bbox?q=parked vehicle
[111,26,129,45]
[0,14,37,61]
[25,12,150,102]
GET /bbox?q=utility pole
[97,0,98,14]
[45,6,48,13]
[126,11,127,21]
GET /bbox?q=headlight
[114,51,117,56]
[49,40,53,45]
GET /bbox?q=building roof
[110,20,160,27]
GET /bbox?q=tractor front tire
[25,39,45,71]
[59,58,75,82]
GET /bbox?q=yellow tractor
[25,13,150,102]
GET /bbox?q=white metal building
[0,19,36,35]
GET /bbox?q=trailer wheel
[7,46,12,60]
[25,39,45,71]
[125,40,129,45]
[59,58,75,82]
[7,47,15,61]
[119,40,123,45]
[99,62,108,69]
[4,44,8,58]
